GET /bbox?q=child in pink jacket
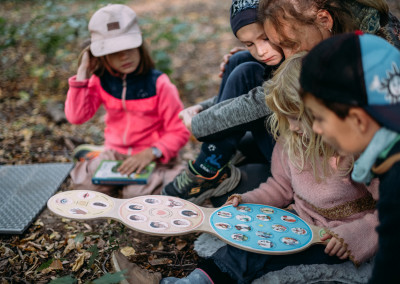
[65,4,189,198]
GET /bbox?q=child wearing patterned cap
[301,32,400,284]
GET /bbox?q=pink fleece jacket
[242,140,379,265]
[65,74,189,163]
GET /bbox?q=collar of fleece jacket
[100,68,162,100]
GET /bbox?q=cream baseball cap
[89,4,143,57]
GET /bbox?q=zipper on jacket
[121,74,130,148]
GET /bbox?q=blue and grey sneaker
[162,161,241,205]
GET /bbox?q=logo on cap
[107,22,120,31]
[370,63,400,104]
[231,0,259,18]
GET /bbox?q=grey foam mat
[0,163,73,234]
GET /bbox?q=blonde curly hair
[264,52,351,181]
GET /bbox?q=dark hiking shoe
[162,161,241,205]
[72,144,104,162]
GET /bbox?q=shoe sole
[72,144,104,161]
[187,165,241,205]
[72,144,104,156]
[111,252,130,284]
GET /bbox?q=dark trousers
[207,51,275,206]
[206,244,346,284]
[212,50,274,163]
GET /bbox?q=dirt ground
[1,0,400,283]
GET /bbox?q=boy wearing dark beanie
[162,0,283,205]
[300,32,400,284]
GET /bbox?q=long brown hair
[258,0,390,47]
[77,40,155,78]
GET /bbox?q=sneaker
[162,161,241,205]
[111,251,162,284]
[72,144,104,162]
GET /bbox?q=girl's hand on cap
[76,50,91,81]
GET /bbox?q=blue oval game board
[210,204,313,254]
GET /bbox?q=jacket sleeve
[327,179,379,265]
[241,141,294,207]
[198,96,217,110]
[368,159,400,283]
[191,86,272,141]
[65,75,103,124]
[152,74,190,163]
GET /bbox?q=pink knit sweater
[241,140,379,264]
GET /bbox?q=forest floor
[0,1,237,283]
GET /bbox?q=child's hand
[76,50,91,81]
[218,46,247,78]
[321,233,350,260]
[118,148,154,175]
[223,194,242,207]
[76,47,97,81]
[178,105,203,132]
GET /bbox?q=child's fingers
[229,46,246,54]
[223,197,239,207]
[118,159,139,175]
[223,200,233,206]
[227,197,240,207]
[336,246,348,259]
[339,251,350,260]
[135,161,148,175]
[325,238,347,258]
[80,51,90,68]
[320,233,332,242]
[324,238,340,255]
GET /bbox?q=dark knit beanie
[230,0,259,36]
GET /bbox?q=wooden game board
[47,190,327,255]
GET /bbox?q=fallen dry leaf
[49,231,61,240]
[34,219,44,227]
[155,241,164,251]
[148,257,171,266]
[71,251,91,272]
[176,239,187,251]
[50,259,63,270]
[63,238,76,256]
[121,246,136,257]
[21,233,38,243]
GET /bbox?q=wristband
[151,147,162,159]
